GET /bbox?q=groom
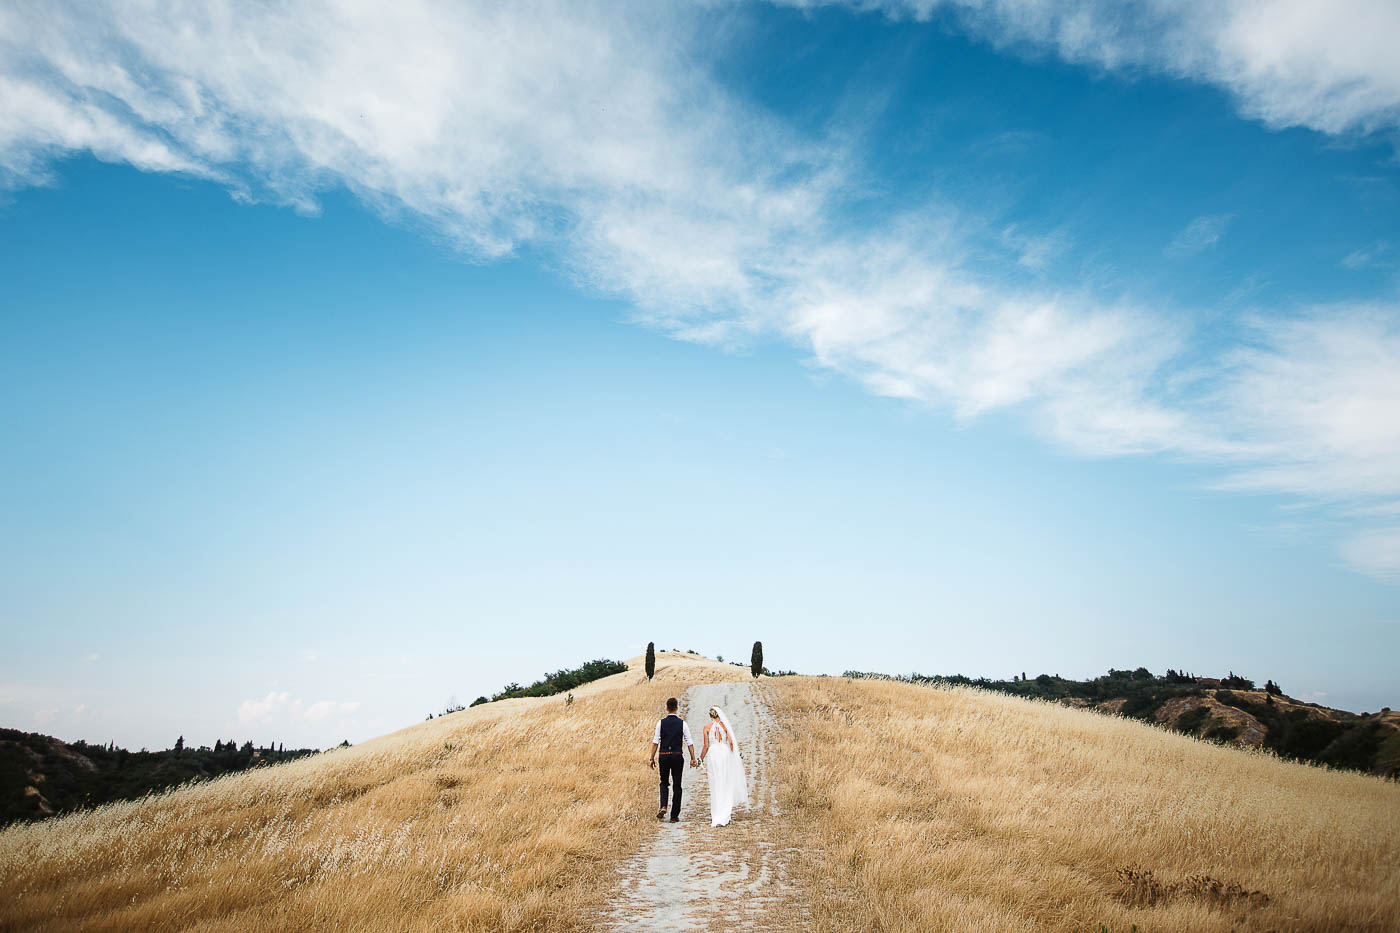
[649,697,698,822]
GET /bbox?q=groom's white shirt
[652,717,695,747]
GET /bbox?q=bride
[698,705,749,827]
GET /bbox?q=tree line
[1,728,321,826]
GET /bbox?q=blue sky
[2,1,1399,749]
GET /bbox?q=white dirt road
[601,681,803,931]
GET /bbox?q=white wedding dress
[704,711,749,827]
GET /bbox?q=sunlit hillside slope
[0,652,743,933]
[771,676,1400,932]
[4,656,1397,932]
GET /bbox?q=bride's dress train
[705,711,749,827]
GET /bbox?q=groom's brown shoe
[669,816,679,823]
[657,810,666,820]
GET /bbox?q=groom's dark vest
[658,714,685,756]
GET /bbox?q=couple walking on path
[648,696,749,827]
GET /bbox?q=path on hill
[600,681,804,931]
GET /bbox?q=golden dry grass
[8,659,1395,933]
[0,653,743,933]
[770,676,1400,933]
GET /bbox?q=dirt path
[601,681,803,931]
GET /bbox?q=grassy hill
[778,676,1400,932]
[1,653,1397,932]
[846,668,1400,778]
[0,652,739,933]
[1,658,632,828]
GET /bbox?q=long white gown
[705,721,749,827]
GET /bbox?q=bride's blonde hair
[708,708,720,719]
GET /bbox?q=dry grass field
[771,676,1400,933]
[0,653,744,933]
[5,658,1397,932]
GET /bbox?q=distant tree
[213,739,223,753]
[716,654,724,662]
[1221,671,1256,690]
[470,696,489,707]
[174,735,184,752]
[1022,672,1027,681]
[751,641,763,679]
[1265,679,1283,696]
[646,642,656,681]
[278,743,283,754]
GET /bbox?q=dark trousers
[658,754,684,818]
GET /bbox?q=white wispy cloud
[780,0,1400,136]
[1342,242,1392,270]
[1209,310,1400,502]
[1166,213,1235,257]
[0,2,1397,578]
[1340,528,1400,583]
[237,691,360,726]
[1000,224,1069,271]
[237,691,294,726]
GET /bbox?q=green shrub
[1204,724,1240,742]
[1279,718,1346,761]
[1318,722,1383,772]
[1174,706,1211,735]
[489,659,628,702]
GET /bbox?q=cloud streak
[1166,214,1234,257]
[779,0,1400,137]
[238,691,360,728]
[1,2,1398,578]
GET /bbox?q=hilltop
[1,651,1397,933]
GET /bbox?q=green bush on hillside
[487,659,628,702]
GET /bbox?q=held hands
[690,758,699,768]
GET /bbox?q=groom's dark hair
[666,697,678,712]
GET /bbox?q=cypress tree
[645,642,656,681]
[751,641,763,679]
[175,735,184,752]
